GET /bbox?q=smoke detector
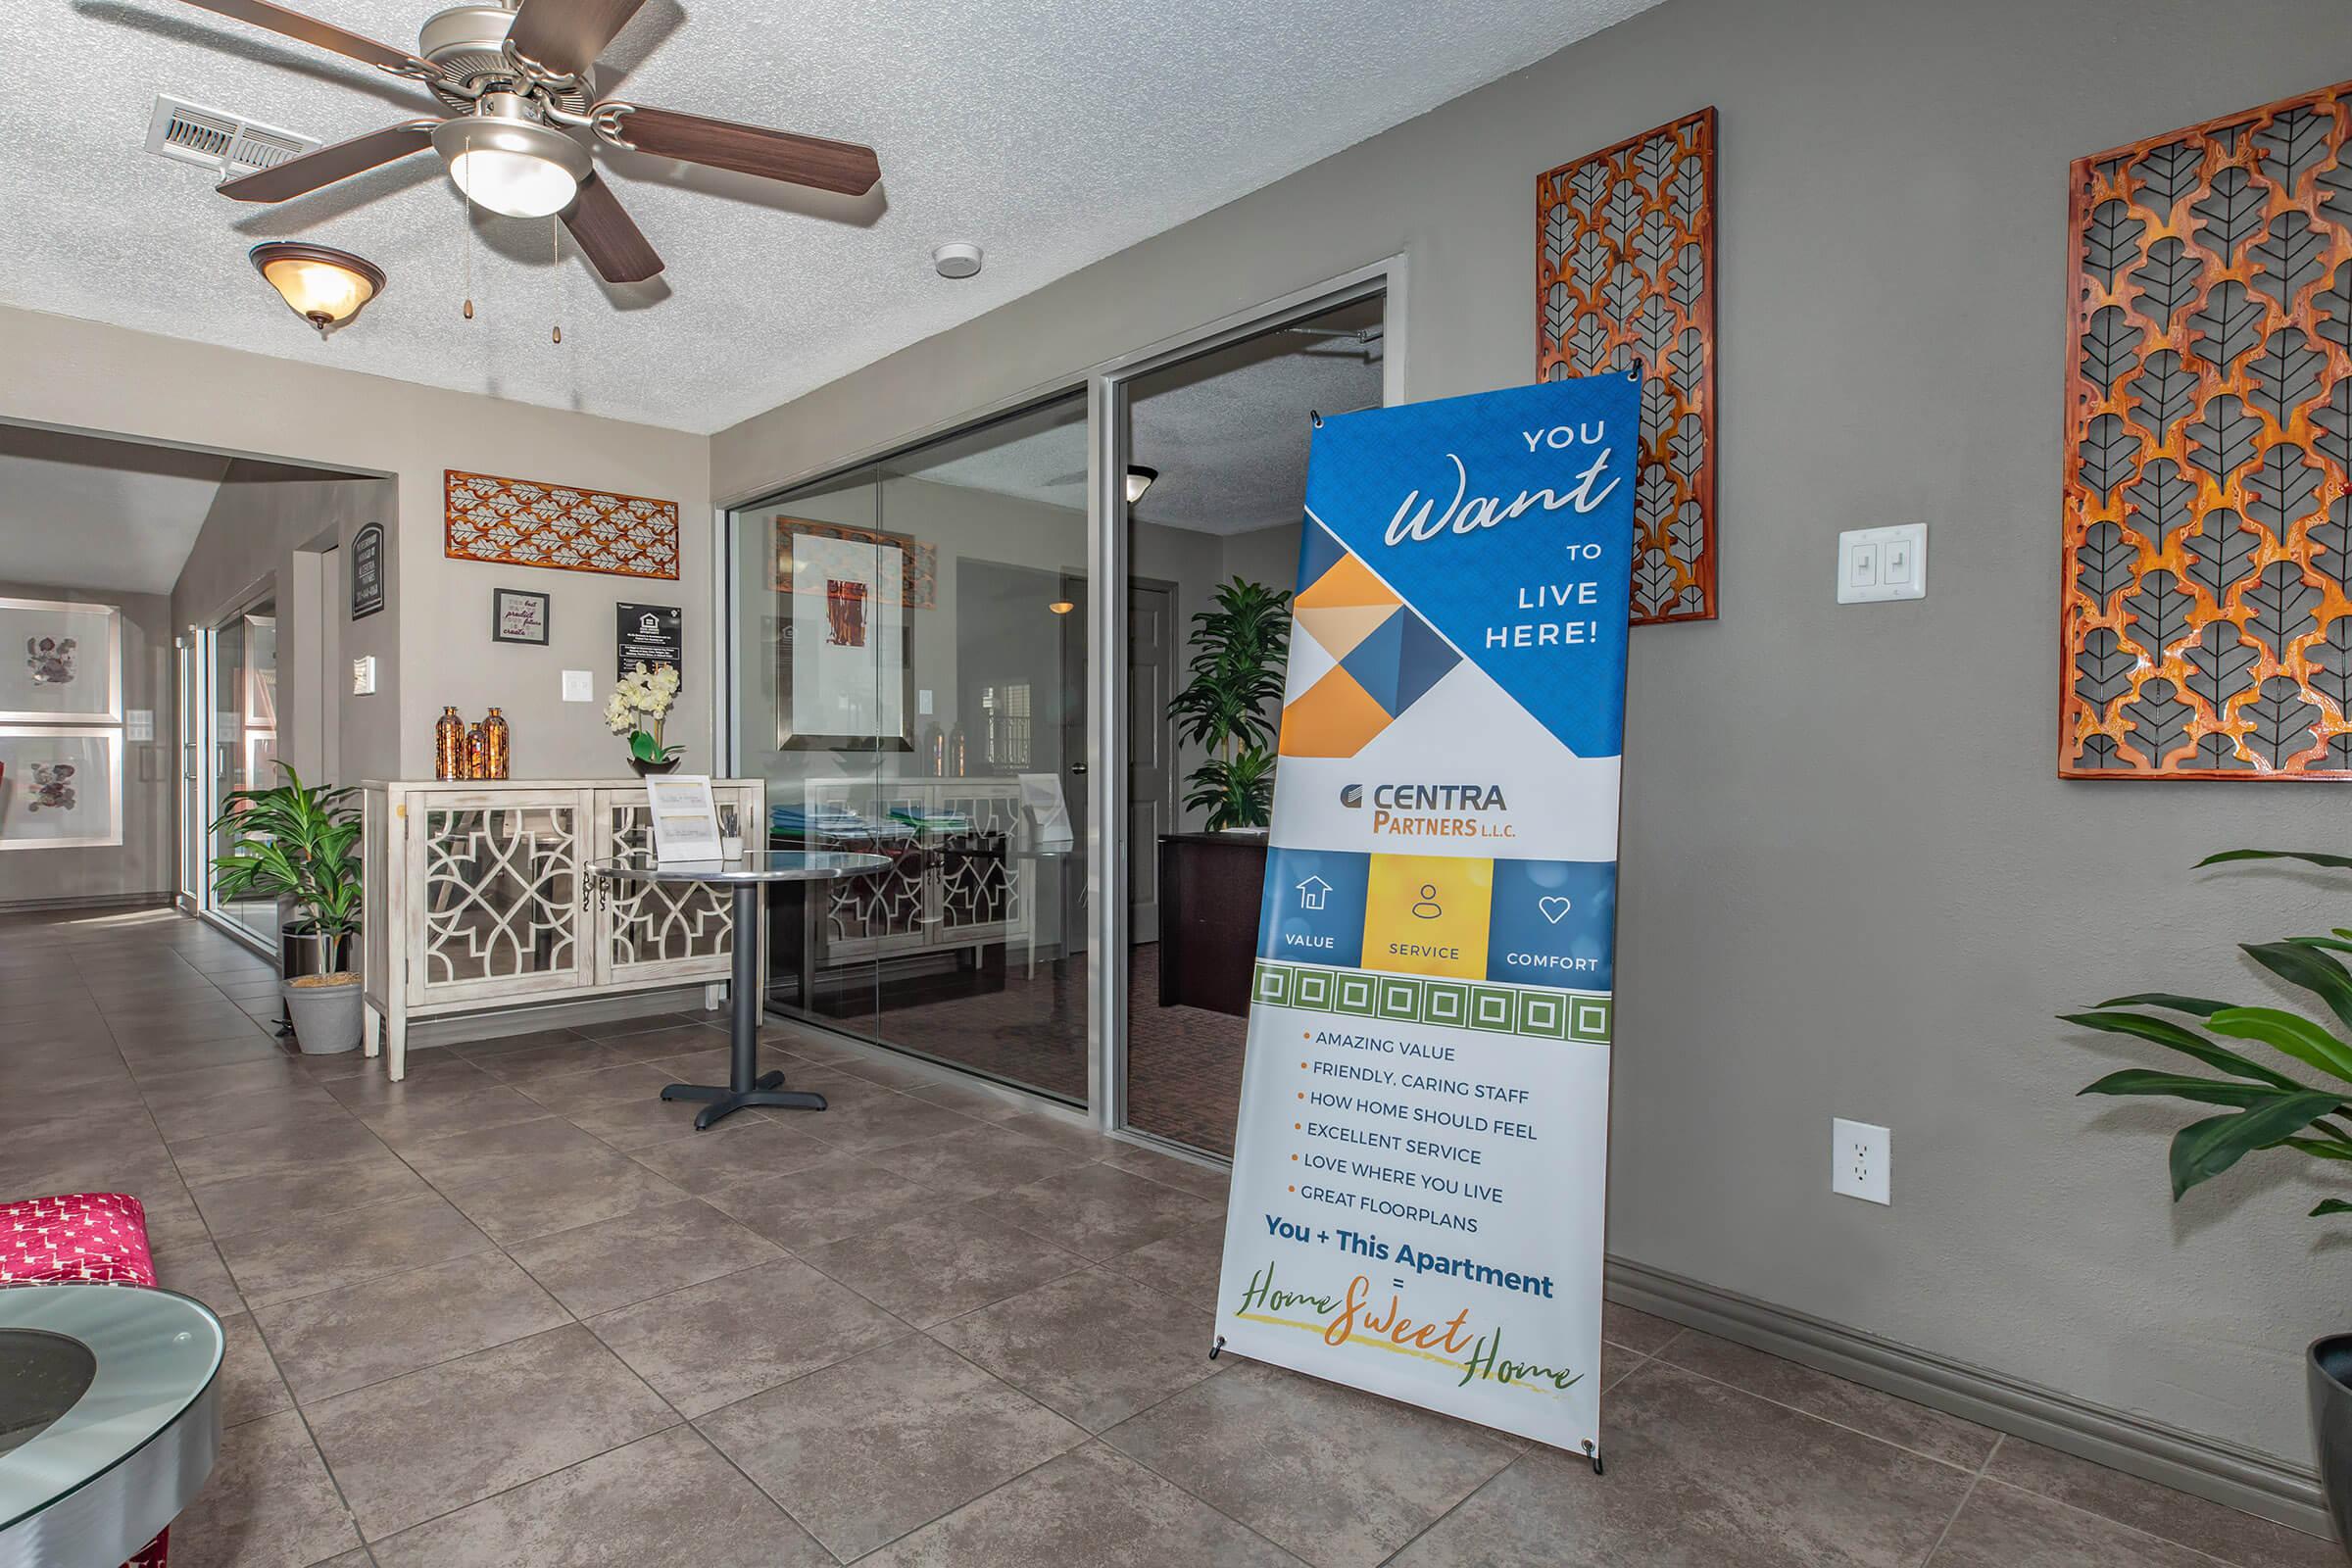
[932,241,984,279]
[146,95,319,176]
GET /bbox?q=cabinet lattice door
[411,793,585,1003]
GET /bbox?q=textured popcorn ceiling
[0,0,1658,435]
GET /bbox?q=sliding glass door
[188,592,280,949]
[729,393,1093,1103]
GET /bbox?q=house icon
[1296,875,1333,911]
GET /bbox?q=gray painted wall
[1,306,714,782]
[712,0,2352,1466]
[0,580,172,908]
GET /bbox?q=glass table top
[0,1285,222,1539]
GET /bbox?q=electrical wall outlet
[563,669,594,703]
[1833,1117,1890,1204]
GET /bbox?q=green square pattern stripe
[1250,961,1610,1043]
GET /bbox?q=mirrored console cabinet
[361,778,766,1079]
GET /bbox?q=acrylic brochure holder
[645,774,723,865]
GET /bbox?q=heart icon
[1538,896,1573,925]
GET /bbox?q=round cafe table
[0,1284,223,1568]
[590,850,889,1130]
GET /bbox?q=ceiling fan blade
[171,0,429,74]
[564,174,664,283]
[507,0,651,78]
[593,103,880,194]
[218,121,439,203]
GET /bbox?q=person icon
[1411,883,1443,920]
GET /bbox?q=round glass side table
[0,1284,223,1568]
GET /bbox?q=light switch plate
[1833,1117,1891,1204]
[563,669,594,703]
[350,656,376,696]
[1838,523,1927,603]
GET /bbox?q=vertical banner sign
[1214,374,1638,1456]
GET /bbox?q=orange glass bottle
[466,722,488,780]
[483,709,511,779]
[433,706,466,780]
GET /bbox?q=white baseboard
[1606,1256,2330,1540]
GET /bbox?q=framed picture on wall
[0,597,122,723]
[0,727,122,850]
[772,522,913,752]
[492,588,551,646]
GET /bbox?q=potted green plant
[1159,577,1291,1015]
[2063,845,2352,1558]
[210,763,365,1054]
[606,662,684,775]
[1171,577,1291,832]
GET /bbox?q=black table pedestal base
[661,1075,828,1130]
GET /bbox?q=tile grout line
[1917,1432,2002,1567]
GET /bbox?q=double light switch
[1837,523,1928,604]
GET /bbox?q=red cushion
[0,1192,157,1287]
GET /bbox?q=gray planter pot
[2306,1335,2352,1561]
[280,974,363,1054]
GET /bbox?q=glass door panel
[733,393,1093,1104]
[208,598,280,946]
[1119,293,1385,1154]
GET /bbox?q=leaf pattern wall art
[2061,80,2352,777]
[445,470,680,580]
[1537,107,1718,623]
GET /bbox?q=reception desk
[360,778,766,1079]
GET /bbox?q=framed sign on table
[772,521,915,752]
[0,597,122,723]
[0,727,122,850]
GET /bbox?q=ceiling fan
[173,0,882,284]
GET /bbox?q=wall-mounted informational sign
[350,523,386,621]
[616,602,682,684]
[1213,374,1638,1462]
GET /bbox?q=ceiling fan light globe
[431,102,592,219]
[448,146,579,217]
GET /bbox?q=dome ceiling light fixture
[1125,466,1158,505]
[248,241,385,336]
[172,0,886,288]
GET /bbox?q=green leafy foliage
[2068,848,2352,1218]
[209,762,364,950]
[1169,577,1291,831]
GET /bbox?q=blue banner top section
[1302,376,1641,760]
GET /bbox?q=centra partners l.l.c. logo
[1340,784,1364,808]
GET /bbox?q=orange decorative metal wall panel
[444,470,681,580]
[1537,107,1718,623]
[2061,80,2352,778]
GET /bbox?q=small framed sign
[350,523,386,621]
[616,602,683,682]
[492,588,550,646]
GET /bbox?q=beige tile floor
[0,906,2338,1567]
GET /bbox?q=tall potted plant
[1170,577,1291,832]
[210,763,366,1054]
[1159,577,1291,1015]
[2063,846,2352,1556]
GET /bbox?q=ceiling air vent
[145,95,319,175]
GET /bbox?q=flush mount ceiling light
[933,241,984,279]
[1048,599,1075,615]
[249,242,384,336]
[431,92,591,219]
[1125,466,1158,505]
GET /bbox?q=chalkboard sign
[350,523,386,620]
[616,602,682,683]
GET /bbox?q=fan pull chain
[550,216,563,345]
[461,133,476,320]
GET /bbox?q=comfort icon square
[1487,859,1616,990]
[1362,854,1492,980]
